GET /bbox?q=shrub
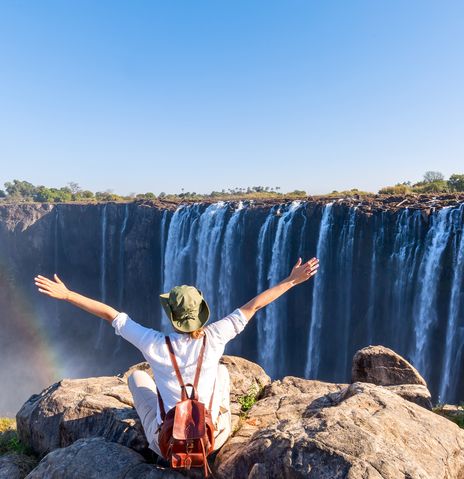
[378,184,412,195]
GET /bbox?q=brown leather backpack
[157,335,216,477]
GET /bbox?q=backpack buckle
[186,439,194,454]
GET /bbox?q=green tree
[4,180,37,200]
[33,186,55,202]
[448,174,464,192]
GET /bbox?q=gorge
[0,196,463,416]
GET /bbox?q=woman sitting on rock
[33,256,318,459]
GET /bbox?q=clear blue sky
[0,1,463,195]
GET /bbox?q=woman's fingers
[38,288,53,297]
[54,274,64,284]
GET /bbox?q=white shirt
[112,308,248,426]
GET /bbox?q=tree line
[378,171,464,195]
[0,181,305,203]
[0,172,463,203]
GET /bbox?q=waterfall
[114,204,129,355]
[439,204,464,400]
[217,202,245,321]
[387,209,423,351]
[118,204,129,309]
[256,206,278,369]
[258,201,302,377]
[366,211,387,344]
[335,207,357,376]
[195,203,229,319]
[305,203,334,378]
[96,204,108,347]
[411,207,454,376]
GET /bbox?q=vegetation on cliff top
[1,171,463,204]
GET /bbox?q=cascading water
[5,199,464,417]
[335,206,357,376]
[217,201,245,321]
[114,204,129,355]
[439,204,464,401]
[411,207,454,377]
[96,204,108,347]
[305,203,333,378]
[194,203,229,317]
[261,201,302,377]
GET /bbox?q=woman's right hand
[34,274,70,300]
[287,257,319,285]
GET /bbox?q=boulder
[215,380,464,479]
[219,356,271,431]
[352,345,427,386]
[16,376,147,457]
[385,384,432,410]
[0,453,37,479]
[24,437,184,479]
[16,355,269,457]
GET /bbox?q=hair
[189,327,205,340]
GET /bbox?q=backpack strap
[157,389,166,421]
[193,335,207,390]
[165,335,207,401]
[165,336,186,390]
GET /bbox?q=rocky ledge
[3,346,464,479]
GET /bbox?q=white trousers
[127,364,232,457]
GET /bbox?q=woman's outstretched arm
[239,257,319,321]
[34,274,119,323]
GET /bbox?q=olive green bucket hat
[159,285,210,333]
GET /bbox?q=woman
[34,256,319,457]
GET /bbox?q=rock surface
[215,380,464,479]
[0,453,37,479]
[14,348,464,478]
[16,376,147,457]
[16,355,269,457]
[352,345,427,386]
[385,383,433,410]
[24,437,184,479]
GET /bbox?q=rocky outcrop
[14,348,464,478]
[0,453,37,479]
[16,376,147,457]
[215,381,464,479]
[24,437,184,479]
[16,355,269,458]
[351,345,433,409]
[352,345,427,386]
